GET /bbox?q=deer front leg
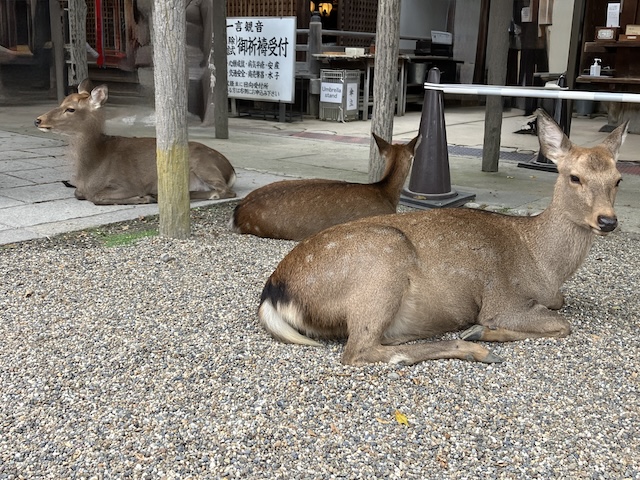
[90,193,157,205]
[343,338,503,365]
[547,290,565,310]
[341,302,503,365]
[461,302,571,342]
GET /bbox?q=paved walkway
[1,98,640,244]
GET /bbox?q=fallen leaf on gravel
[394,410,409,426]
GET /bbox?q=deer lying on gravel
[229,133,420,240]
[258,109,628,365]
[34,79,236,205]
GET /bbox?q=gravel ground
[1,202,639,479]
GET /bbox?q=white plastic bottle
[590,58,601,76]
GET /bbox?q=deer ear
[89,85,109,110]
[406,134,421,154]
[78,79,93,95]
[372,132,391,153]
[536,108,572,165]
[601,121,628,161]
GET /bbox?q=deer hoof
[481,350,504,364]
[461,324,486,341]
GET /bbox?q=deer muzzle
[596,215,618,233]
[34,117,51,132]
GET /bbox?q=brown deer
[258,109,628,365]
[34,79,236,205]
[229,133,420,241]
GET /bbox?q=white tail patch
[258,299,322,347]
[227,171,237,189]
[227,215,240,233]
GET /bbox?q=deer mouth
[34,119,52,132]
[592,227,612,236]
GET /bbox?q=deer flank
[258,109,628,365]
[34,79,236,205]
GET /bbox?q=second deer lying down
[229,133,420,241]
[34,79,236,205]
[258,109,628,365]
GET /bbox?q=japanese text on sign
[227,17,296,103]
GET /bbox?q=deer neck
[376,155,411,206]
[526,200,594,283]
[68,118,107,165]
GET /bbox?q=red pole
[95,0,104,67]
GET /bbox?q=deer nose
[597,215,618,232]
[34,118,41,127]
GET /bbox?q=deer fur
[34,79,236,205]
[258,109,628,365]
[229,133,420,241]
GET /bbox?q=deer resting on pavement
[34,79,236,205]
[229,133,420,241]
[258,109,628,365]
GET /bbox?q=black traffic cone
[400,67,475,208]
[517,73,569,172]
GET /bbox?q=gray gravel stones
[1,202,639,478]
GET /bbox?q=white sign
[346,82,358,111]
[320,82,343,103]
[606,2,620,27]
[227,17,296,103]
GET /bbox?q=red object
[95,0,104,67]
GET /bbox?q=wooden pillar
[48,0,65,100]
[369,0,401,182]
[152,0,191,239]
[565,0,588,136]
[203,0,229,137]
[68,0,88,86]
[481,0,512,172]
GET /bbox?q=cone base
[400,188,476,209]
[517,152,558,173]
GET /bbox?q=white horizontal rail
[423,82,640,104]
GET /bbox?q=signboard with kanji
[227,17,296,103]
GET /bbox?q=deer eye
[570,175,581,185]
[65,108,76,113]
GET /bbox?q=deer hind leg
[461,302,571,342]
[189,172,236,200]
[340,301,502,365]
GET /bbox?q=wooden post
[49,0,66,101]
[368,0,400,182]
[308,13,322,78]
[152,0,191,239]
[307,12,322,118]
[68,0,88,86]
[202,0,229,138]
[565,0,588,136]
[481,0,512,172]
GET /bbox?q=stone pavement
[1,97,640,245]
